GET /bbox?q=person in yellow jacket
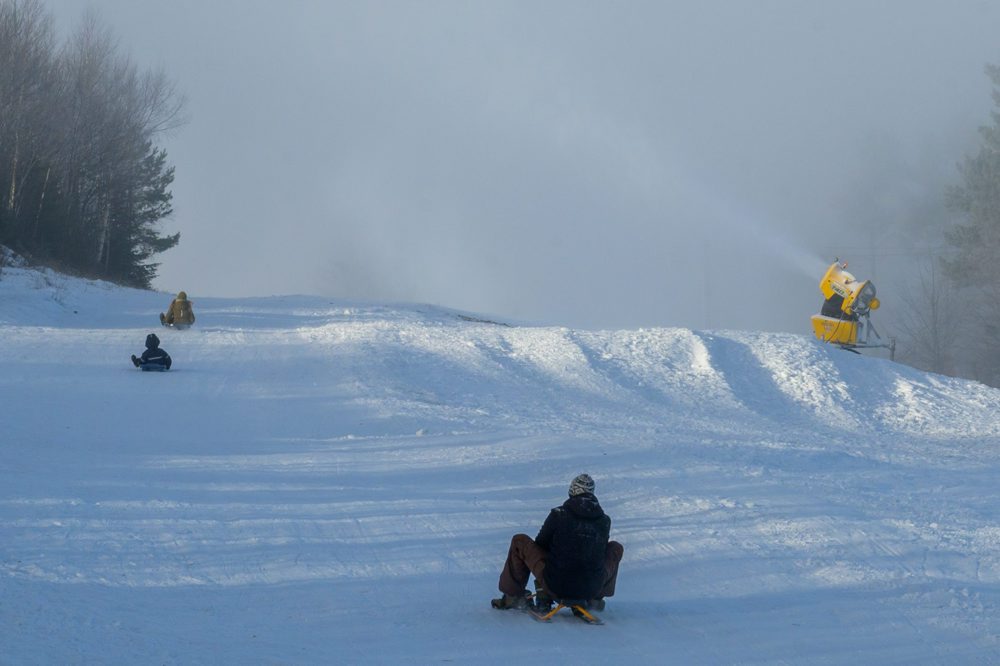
[159,291,196,327]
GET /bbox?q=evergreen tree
[943,64,1000,383]
[944,64,1000,286]
[107,145,179,288]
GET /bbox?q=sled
[491,593,605,625]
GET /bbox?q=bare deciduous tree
[0,0,57,232]
[893,257,969,377]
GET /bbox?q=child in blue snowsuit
[131,333,172,371]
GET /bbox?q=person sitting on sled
[131,333,172,370]
[160,291,196,327]
[492,473,624,613]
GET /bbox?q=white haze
[45,0,1000,332]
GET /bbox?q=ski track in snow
[2,265,1000,664]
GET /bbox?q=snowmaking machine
[810,259,894,357]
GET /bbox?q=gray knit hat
[568,473,595,497]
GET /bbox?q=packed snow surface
[2,264,1000,664]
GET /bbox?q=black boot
[491,590,530,610]
[131,355,140,368]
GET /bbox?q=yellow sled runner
[530,600,604,625]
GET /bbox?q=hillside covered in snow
[2,263,999,664]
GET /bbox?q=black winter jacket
[535,493,611,600]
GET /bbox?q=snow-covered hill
[2,264,999,664]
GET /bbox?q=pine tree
[943,64,1000,383]
[944,64,1000,287]
[108,145,179,288]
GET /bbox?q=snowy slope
[2,263,999,665]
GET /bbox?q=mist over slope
[2,264,999,664]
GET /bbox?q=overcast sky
[45,1,1000,331]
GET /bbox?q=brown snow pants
[497,533,624,598]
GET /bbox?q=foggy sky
[45,1,1000,332]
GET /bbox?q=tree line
[872,64,1000,386]
[0,0,184,288]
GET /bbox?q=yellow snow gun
[810,259,894,356]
